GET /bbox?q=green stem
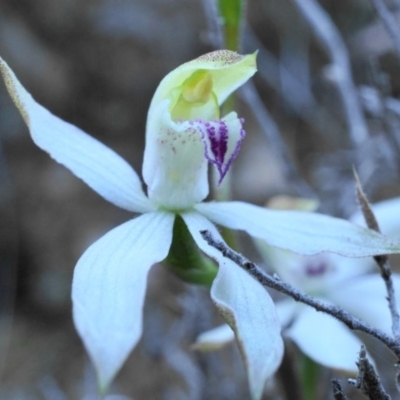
[165,215,218,287]
[299,353,320,400]
[217,0,244,51]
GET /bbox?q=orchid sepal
[181,211,284,400]
[0,57,153,213]
[148,51,257,115]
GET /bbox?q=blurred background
[1,0,400,398]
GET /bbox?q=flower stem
[165,215,218,287]
[300,353,320,400]
[217,0,244,51]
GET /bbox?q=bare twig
[368,0,400,62]
[200,230,400,361]
[292,0,369,146]
[331,379,349,400]
[348,345,391,400]
[354,170,400,341]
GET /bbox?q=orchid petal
[255,240,375,292]
[149,51,257,116]
[196,201,400,256]
[275,299,298,328]
[0,57,153,213]
[322,253,376,283]
[286,305,364,372]
[182,211,284,400]
[143,100,208,209]
[72,211,174,390]
[328,274,400,335]
[192,324,235,351]
[211,259,283,400]
[143,101,247,209]
[197,112,245,184]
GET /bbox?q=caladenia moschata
[2,50,400,400]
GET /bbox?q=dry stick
[200,230,400,361]
[331,379,349,400]
[353,171,400,342]
[369,0,400,62]
[348,345,391,400]
[292,0,369,147]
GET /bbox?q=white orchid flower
[264,197,400,373]
[2,51,400,399]
[195,197,400,373]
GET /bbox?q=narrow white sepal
[0,57,153,213]
[286,305,365,372]
[72,211,174,390]
[181,211,284,400]
[211,259,284,400]
[192,324,235,351]
[196,201,400,256]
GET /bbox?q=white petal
[196,201,400,256]
[181,211,284,400]
[0,57,153,213]
[328,274,400,335]
[287,306,364,372]
[323,253,376,283]
[180,210,235,268]
[143,100,208,210]
[72,211,174,390]
[192,324,235,351]
[255,239,375,293]
[212,260,284,400]
[275,299,298,328]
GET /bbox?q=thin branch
[368,0,400,62]
[292,0,369,146]
[354,170,400,341]
[331,379,349,400]
[200,230,400,361]
[348,345,391,400]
